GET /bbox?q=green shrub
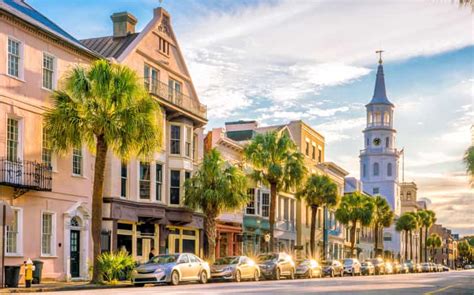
[97,250,135,283]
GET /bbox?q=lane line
[424,283,459,295]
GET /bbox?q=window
[159,36,170,55]
[144,64,159,93]
[6,209,21,255]
[373,162,379,176]
[305,141,309,156]
[385,137,389,148]
[155,164,162,201]
[387,163,392,177]
[185,126,192,157]
[283,198,289,221]
[7,118,19,162]
[42,53,55,90]
[262,192,270,217]
[168,79,182,104]
[72,148,82,175]
[363,164,367,178]
[170,125,181,155]
[384,232,392,242]
[42,126,52,168]
[407,192,412,201]
[366,137,369,147]
[170,170,181,205]
[373,187,379,195]
[139,162,151,199]
[256,190,261,215]
[246,188,255,215]
[312,144,316,160]
[8,38,21,78]
[121,162,127,198]
[192,134,198,160]
[41,212,55,256]
[318,148,322,163]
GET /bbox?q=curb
[2,284,133,293]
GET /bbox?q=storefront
[216,223,242,258]
[167,226,200,255]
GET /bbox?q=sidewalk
[1,281,132,293]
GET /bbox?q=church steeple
[368,50,393,106]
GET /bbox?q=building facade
[0,0,100,280]
[81,8,207,262]
[429,224,456,268]
[360,58,402,259]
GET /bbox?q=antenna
[376,50,384,65]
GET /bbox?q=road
[45,270,474,295]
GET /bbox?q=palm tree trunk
[405,230,408,262]
[424,227,428,262]
[322,207,327,260]
[269,183,277,252]
[204,214,217,262]
[310,206,317,258]
[91,135,108,283]
[419,227,423,263]
[409,230,413,260]
[350,223,357,258]
[374,224,379,256]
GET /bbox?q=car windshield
[300,260,314,266]
[322,261,333,266]
[343,259,354,265]
[214,257,240,265]
[361,262,369,266]
[258,254,278,262]
[148,255,178,264]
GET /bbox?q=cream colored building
[81,8,207,261]
[0,0,100,281]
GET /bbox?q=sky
[29,0,474,236]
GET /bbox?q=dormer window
[159,36,170,55]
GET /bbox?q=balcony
[147,79,207,121]
[0,158,52,194]
[360,147,399,155]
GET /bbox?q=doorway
[70,230,80,278]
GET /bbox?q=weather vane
[376,50,384,65]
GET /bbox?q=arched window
[385,137,389,148]
[70,216,81,227]
[387,163,392,177]
[373,162,379,176]
[363,164,367,177]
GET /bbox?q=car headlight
[131,270,138,276]
[224,266,233,272]
[154,267,165,273]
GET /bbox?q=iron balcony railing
[146,79,207,119]
[0,158,52,191]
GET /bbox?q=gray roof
[0,0,99,57]
[367,64,394,106]
[81,34,139,59]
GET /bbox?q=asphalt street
[43,270,474,295]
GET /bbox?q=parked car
[420,262,431,273]
[210,256,260,282]
[392,262,402,274]
[131,253,210,286]
[436,264,444,272]
[361,261,375,275]
[415,263,422,273]
[430,262,438,272]
[343,258,361,276]
[322,260,344,277]
[405,260,417,273]
[384,262,394,274]
[442,265,450,272]
[295,259,322,278]
[400,263,409,274]
[257,253,295,280]
[370,258,385,275]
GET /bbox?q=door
[240,257,250,278]
[70,230,80,278]
[177,254,192,280]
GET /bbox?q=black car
[322,260,344,277]
[257,253,295,280]
[370,258,385,275]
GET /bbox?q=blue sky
[29,0,473,235]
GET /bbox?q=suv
[322,260,344,277]
[370,258,385,275]
[343,258,361,276]
[257,253,295,280]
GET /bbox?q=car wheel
[274,268,281,280]
[170,270,180,286]
[235,270,242,283]
[289,269,295,280]
[199,271,208,284]
[254,270,260,282]
[133,283,145,287]
[330,270,334,278]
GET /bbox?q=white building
[360,57,403,258]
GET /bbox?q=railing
[0,158,52,191]
[147,79,207,119]
[366,122,392,128]
[360,147,398,155]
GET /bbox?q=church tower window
[373,162,379,176]
[387,163,392,177]
[385,137,389,148]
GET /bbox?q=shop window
[170,170,181,205]
[117,223,133,231]
[183,230,196,236]
[183,239,196,254]
[117,234,132,254]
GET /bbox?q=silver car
[295,259,322,278]
[131,253,210,286]
[210,256,260,282]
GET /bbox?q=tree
[244,132,306,251]
[44,60,162,282]
[296,174,339,259]
[184,149,248,262]
[464,145,474,185]
[424,210,436,262]
[426,233,442,262]
[396,213,417,262]
[335,192,374,257]
[406,212,421,261]
[417,210,430,262]
[458,240,472,265]
[371,196,394,257]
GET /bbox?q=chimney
[111,12,137,38]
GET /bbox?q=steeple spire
[367,50,393,106]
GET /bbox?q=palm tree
[371,196,394,257]
[424,210,436,262]
[417,210,430,262]
[335,192,374,257]
[395,213,417,262]
[296,174,339,258]
[44,60,162,282]
[184,149,248,262]
[464,145,474,185]
[426,233,442,262]
[244,132,306,251]
[407,212,421,261]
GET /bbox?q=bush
[96,250,135,283]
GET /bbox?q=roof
[367,63,394,106]
[0,0,99,57]
[81,34,139,59]
[225,120,257,125]
[226,130,255,142]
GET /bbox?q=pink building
[0,0,99,281]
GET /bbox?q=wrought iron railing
[147,79,207,119]
[0,158,52,191]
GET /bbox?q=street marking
[424,284,459,295]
